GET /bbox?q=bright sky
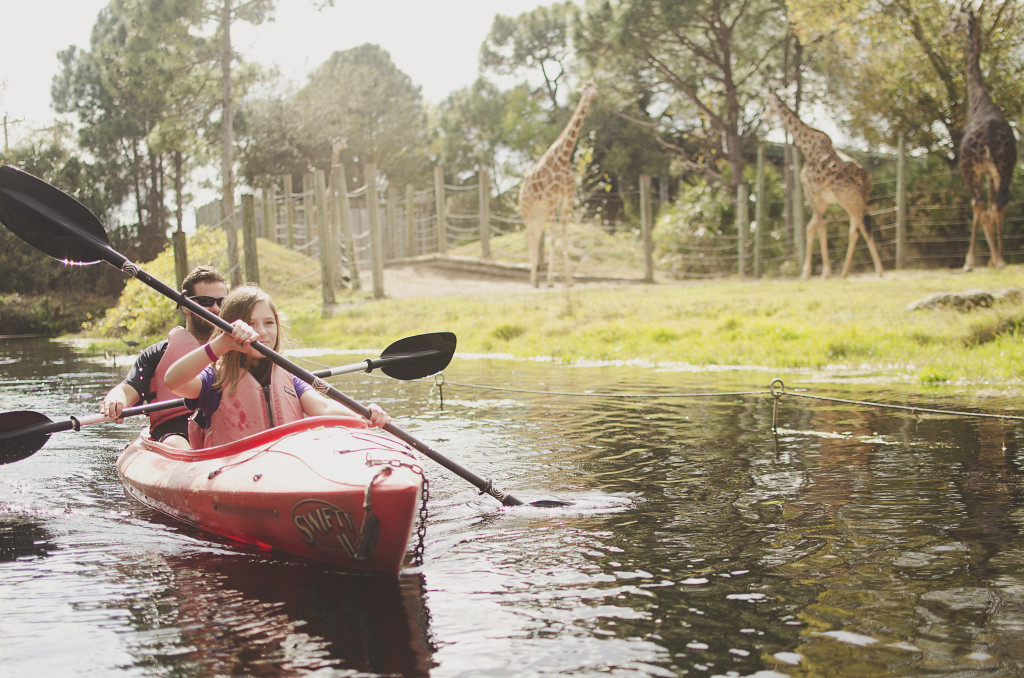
[0,0,560,142]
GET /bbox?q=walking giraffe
[945,4,1016,271]
[768,91,884,279]
[519,80,598,287]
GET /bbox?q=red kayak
[116,416,425,574]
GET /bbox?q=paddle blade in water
[0,166,113,265]
[0,411,54,464]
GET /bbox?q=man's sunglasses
[188,295,225,308]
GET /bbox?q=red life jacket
[148,326,199,431]
[192,364,305,448]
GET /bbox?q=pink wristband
[204,343,217,362]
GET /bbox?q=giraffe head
[580,79,598,106]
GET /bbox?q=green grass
[287,270,1024,386]
[75,226,1024,389]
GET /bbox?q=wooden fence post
[172,230,189,292]
[639,174,654,283]
[315,169,336,305]
[736,182,749,276]
[755,144,766,278]
[434,165,447,254]
[332,163,360,290]
[366,163,385,298]
[283,174,295,250]
[405,184,415,257]
[241,194,260,285]
[302,173,316,255]
[896,131,907,270]
[387,183,398,260]
[261,187,274,242]
[791,146,805,272]
[479,168,491,259]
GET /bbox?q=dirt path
[363,262,538,298]
[354,261,632,299]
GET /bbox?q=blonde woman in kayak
[164,284,390,448]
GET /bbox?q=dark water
[2,338,1024,676]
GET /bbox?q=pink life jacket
[148,326,199,431]
[193,364,305,448]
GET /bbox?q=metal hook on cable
[769,378,785,433]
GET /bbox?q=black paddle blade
[0,166,114,265]
[527,499,573,508]
[378,332,456,380]
[0,411,54,464]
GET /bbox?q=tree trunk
[220,0,240,286]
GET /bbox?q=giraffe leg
[992,204,1007,269]
[863,222,884,277]
[817,222,831,280]
[560,213,572,287]
[544,227,555,287]
[980,204,1006,269]
[526,220,544,288]
[801,214,820,279]
[963,202,982,272]
[841,213,884,278]
[840,216,860,279]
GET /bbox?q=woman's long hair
[209,284,286,394]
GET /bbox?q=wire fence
[194,153,1024,291]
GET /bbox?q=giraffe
[767,91,884,280]
[518,80,598,287]
[945,4,1016,271]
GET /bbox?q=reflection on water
[0,515,54,561]
[1,337,1024,676]
[113,554,435,676]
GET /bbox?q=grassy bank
[75,227,1024,388]
[290,268,1024,387]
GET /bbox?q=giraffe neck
[770,94,831,157]
[546,90,594,166]
[964,11,998,117]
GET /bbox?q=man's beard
[192,314,215,342]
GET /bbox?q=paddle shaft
[0,399,185,446]
[0,166,519,504]
[126,266,523,506]
[0,352,442,454]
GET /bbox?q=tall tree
[786,0,1024,155]
[213,0,274,286]
[292,43,431,190]
[480,2,580,111]
[53,0,218,263]
[435,79,526,192]
[576,0,790,206]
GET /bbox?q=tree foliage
[480,1,581,110]
[576,0,790,195]
[0,127,126,299]
[787,0,1024,155]
[52,0,220,263]
[239,43,432,192]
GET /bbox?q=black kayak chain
[377,458,429,567]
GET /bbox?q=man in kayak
[99,266,229,448]
[164,284,390,447]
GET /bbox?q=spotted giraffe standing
[945,4,1016,271]
[519,80,598,287]
[768,91,884,279]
